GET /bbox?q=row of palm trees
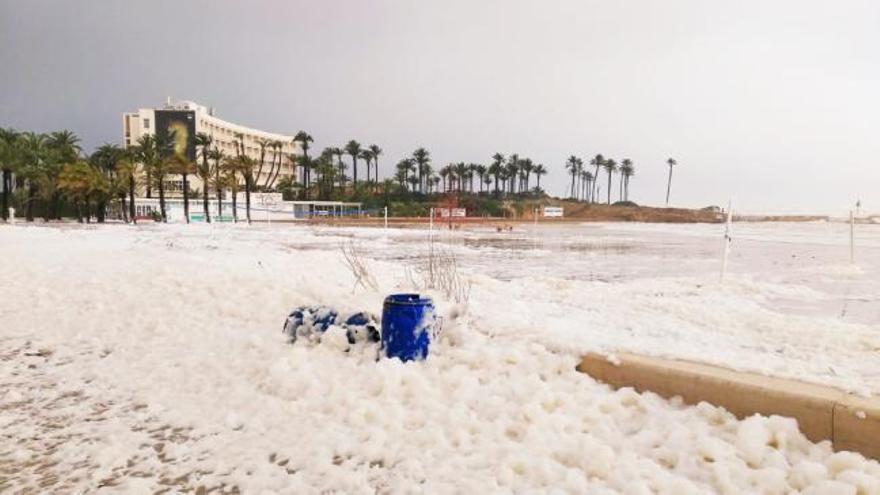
[566,154,636,204]
[290,133,386,196]
[0,128,148,223]
[390,151,549,196]
[2,124,683,224]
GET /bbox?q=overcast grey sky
[2,0,878,214]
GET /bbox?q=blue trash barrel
[381,294,436,361]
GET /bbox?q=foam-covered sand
[1,222,878,493]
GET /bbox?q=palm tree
[603,158,617,204]
[0,128,20,221]
[170,154,195,223]
[520,159,534,192]
[330,147,345,187]
[578,170,588,200]
[47,130,83,218]
[590,154,604,203]
[438,166,450,193]
[116,155,138,223]
[620,159,634,202]
[294,132,314,197]
[452,162,468,194]
[584,171,594,203]
[406,175,419,192]
[194,133,214,222]
[359,149,374,184]
[489,153,504,195]
[506,154,519,194]
[665,158,677,206]
[393,168,407,190]
[344,140,362,188]
[254,138,271,189]
[262,140,282,189]
[368,144,382,186]
[209,148,225,219]
[221,155,246,222]
[46,130,81,163]
[467,164,478,192]
[57,161,92,222]
[239,155,256,223]
[533,164,547,191]
[134,134,157,199]
[412,147,430,194]
[474,164,488,193]
[233,132,245,158]
[90,143,125,222]
[153,130,176,222]
[566,156,580,199]
[19,132,47,222]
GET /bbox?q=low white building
[123,98,299,196]
[129,194,362,223]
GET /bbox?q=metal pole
[720,200,733,283]
[850,210,855,263]
[384,206,388,230]
[429,207,434,238]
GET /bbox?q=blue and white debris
[283,306,380,345]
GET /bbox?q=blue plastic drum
[381,294,436,361]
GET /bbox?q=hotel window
[144,118,150,129]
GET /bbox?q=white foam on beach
[0,222,878,492]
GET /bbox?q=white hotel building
[121,99,361,222]
[122,98,299,197]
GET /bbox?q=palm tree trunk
[231,188,238,222]
[203,182,211,223]
[128,176,136,224]
[607,171,612,205]
[182,173,190,223]
[619,174,624,203]
[245,177,251,224]
[51,191,61,220]
[146,170,152,198]
[263,151,277,189]
[215,166,223,219]
[97,200,106,223]
[665,167,673,206]
[158,179,167,222]
[26,183,35,222]
[1,169,8,221]
[593,165,600,203]
[76,201,83,223]
[352,156,358,187]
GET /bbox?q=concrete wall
[577,353,879,460]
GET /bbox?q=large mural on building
[155,110,196,161]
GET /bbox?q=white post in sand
[720,200,733,283]
[850,210,855,263]
[8,207,15,225]
[384,206,388,230]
